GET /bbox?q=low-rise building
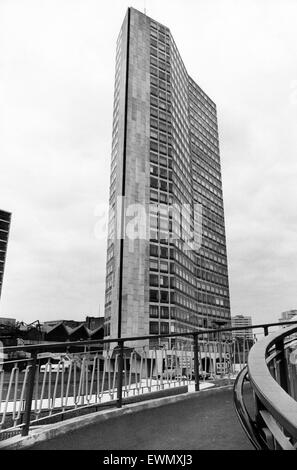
[231,315,253,340]
[278,310,297,325]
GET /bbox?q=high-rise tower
[104,8,230,348]
[0,210,11,300]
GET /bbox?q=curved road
[30,388,254,450]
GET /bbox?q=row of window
[193,162,222,192]
[150,289,174,303]
[150,38,170,54]
[195,176,222,201]
[201,227,226,249]
[203,219,225,239]
[150,46,170,64]
[150,65,170,83]
[0,231,8,243]
[195,183,224,212]
[150,104,171,124]
[189,107,218,137]
[150,164,172,181]
[152,256,229,295]
[189,93,217,127]
[150,189,173,205]
[0,241,8,252]
[149,321,169,335]
[0,220,9,231]
[149,306,170,319]
[191,132,219,160]
[150,54,170,73]
[189,81,217,118]
[197,281,228,297]
[150,244,171,258]
[191,118,219,150]
[191,140,220,173]
[197,258,228,277]
[197,267,229,286]
[199,248,227,267]
[195,194,225,224]
[150,22,170,38]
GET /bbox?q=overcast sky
[1,0,297,326]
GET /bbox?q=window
[150,274,158,287]
[150,260,158,271]
[160,291,169,303]
[151,129,158,140]
[160,322,169,334]
[150,141,158,152]
[150,229,158,241]
[149,306,159,318]
[150,164,158,176]
[150,177,158,189]
[150,152,158,163]
[150,118,158,128]
[160,246,168,258]
[150,290,159,302]
[150,189,158,201]
[159,218,168,230]
[150,244,158,257]
[150,216,158,228]
[149,322,159,334]
[160,306,169,318]
[160,275,168,287]
[160,262,168,272]
[150,47,157,57]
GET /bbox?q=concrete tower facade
[104,8,231,348]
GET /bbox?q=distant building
[278,310,297,325]
[42,319,82,330]
[42,317,104,331]
[86,316,104,330]
[231,315,253,340]
[0,317,18,348]
[0,317,16,327]
[0,209,11,300]
[41,316,104,343]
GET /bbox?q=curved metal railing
[1,320,296,443]
[234,324,297,450]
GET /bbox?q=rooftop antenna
[144,0,147,15]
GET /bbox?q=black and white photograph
[1,0,297,456]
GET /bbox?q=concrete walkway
[29,388,254,450]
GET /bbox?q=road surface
[30,388,254,450]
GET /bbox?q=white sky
[1,0,297,326]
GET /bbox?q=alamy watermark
[94,197,203,252]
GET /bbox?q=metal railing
[1,320,295,442]
[234,323,297,450]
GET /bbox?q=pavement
[29,387,254,450]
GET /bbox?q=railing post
[275,339,289,392]
[263,326,269,336]
[22,349,37,437]
[218,332,223,378]
[117,340,124,408]
[193,334,200,392]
